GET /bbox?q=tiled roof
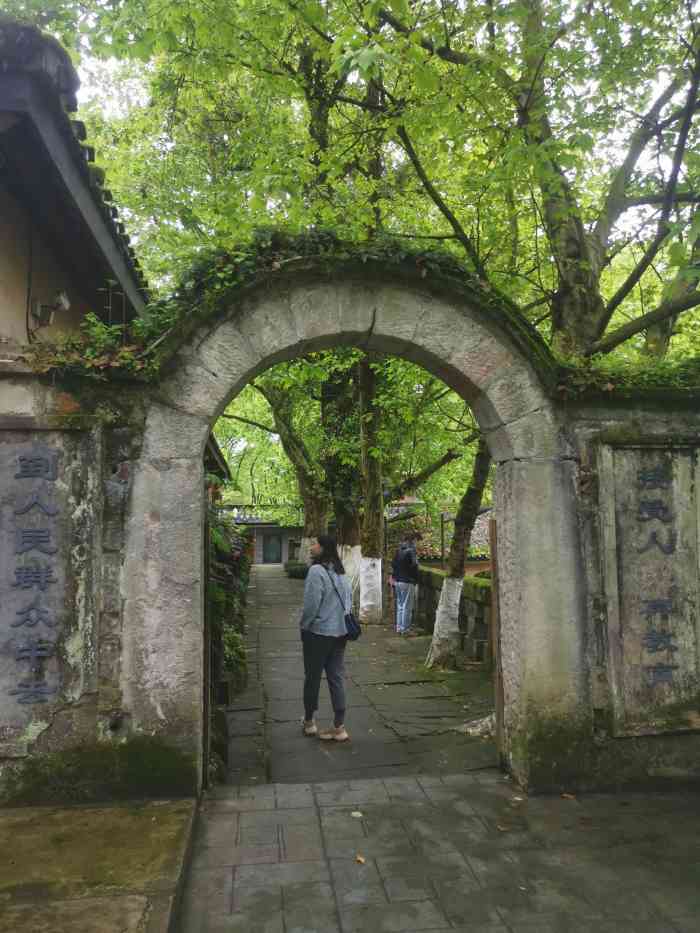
[0,16,148,313]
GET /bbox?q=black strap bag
[324,567,361,641]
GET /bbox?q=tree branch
[622,192,700,208]
[593,80,681,252]
[396,124,487,278]
[377,8,514,90]
[286,0,333,44]
[598,57,700,334]
[586,290,700,356]
[219,413,277,433]
[254,382,319,487]
[335,93,387,112]
[389,450,457,500]
[392,232,460,240]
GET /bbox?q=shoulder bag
[323,567,361,641]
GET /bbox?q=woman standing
[300,535,353,741]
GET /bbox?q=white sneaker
[318,725,350,742]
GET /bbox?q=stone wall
[416,567,492,663]
[554,398,700,788]
[0,377,202,799]
[2,265,700,795]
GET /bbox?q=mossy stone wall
[416,567,492,662]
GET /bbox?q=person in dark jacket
[300,535,353,741]
[390,533,419,634]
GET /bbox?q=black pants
[302,631,347,727]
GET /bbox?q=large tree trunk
[358,357,384,624]
[426,439,492,669]
[298,493,329,564]
[320,365,362,597]
[256,380,329,564]
[517,0,607,356]
[336,510,362,606]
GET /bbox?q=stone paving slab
[0,799,196,933]
[187,568,700,932]
[179,775,700,933]
[224,566,499,784]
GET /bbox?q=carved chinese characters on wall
[0,431,100,755]
[599,445,700,735]
[0,443,65,727]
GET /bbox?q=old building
[0,16,146,356]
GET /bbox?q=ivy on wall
[21,228,700,400]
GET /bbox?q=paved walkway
[226,565,496,785]
[178,566,700,933]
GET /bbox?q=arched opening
[211,349,495,781]
[120,264,588,790]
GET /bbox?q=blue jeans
[395,582,416,633]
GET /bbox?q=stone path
[178,566,700,933]
[181,774,700,933]
[226,565,497,785]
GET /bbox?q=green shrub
[284,561,309,579]
[222,627,247,690]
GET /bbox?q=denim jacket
[299,563,352,637]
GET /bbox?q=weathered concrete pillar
[120,405,209,790]
[494,458,590,789]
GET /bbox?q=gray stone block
[236,291,302,364]
[282,825,324,861]
[329,857,388,906]
[376,848,472,880]
[234,860,330,891]
[339,898,450,932]
[190,844,280,870]
[289,284,344,344]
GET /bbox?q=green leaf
[668,241,687,268]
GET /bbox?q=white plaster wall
[0,185,90,348]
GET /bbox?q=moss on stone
[510,709,595,792]
[556,355,700,402]
[418,565,491,601]
[1,736,197,806]
[511,706,700,792]
[632,695,700,733]
[23,228,700,403]
[24,228,556,390]
[462,576,492,602]
[0,799,194,902]
[152,232,559,391]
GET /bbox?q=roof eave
[0,71,146,318]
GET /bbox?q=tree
[358,355,384,623]
[253,379,330,561]
[215,351,481,612]
[59,0,700,361]
[425,438,492,669]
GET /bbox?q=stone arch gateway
[7,256,700,794]
[3,10,699,797]
[121,261,588,790]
